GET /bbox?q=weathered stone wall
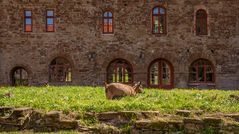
[0,0,238,89]
[0,107,239,133]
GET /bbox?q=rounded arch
[148,58,174,89]
[106,58,133,84]
[189,58,215,83]
[10,66,29,86]
[49,57,72,83]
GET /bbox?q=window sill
[188,83,215,86]
[102,33,114,36]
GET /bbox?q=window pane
[25,11,31,17]
[47,18,54,25]
[47,10,54,16]
[198,67,204,82]
[25,25,32,32]
[150,63,159,85]
[108,12,113,17]
[25,18,32,24]
[162,62,170,85]
[47,25,54,32]
[104,12,108,17]
[160,8,165,14]
[104,19,108,24]
[153,16,159,33]
[206,73,213,82]
[153,7,159,14]
[160,16,165,33]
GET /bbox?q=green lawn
[0,86,238,114]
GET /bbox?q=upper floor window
[196,9,207,35]
[152,7,166,34]
[46,10,54,32]
[24,10,32,32]
[189,59,214,83]
[103,11,113,34]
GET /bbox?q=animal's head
[133,81,143,93]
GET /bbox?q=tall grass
[0,86,238,113]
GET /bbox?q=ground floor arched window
[107,59,133,84]
[148,59,173,89]
[11,67,29,86]
[49,57,72,82]
[189,59,214,83]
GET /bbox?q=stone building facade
[0,0,238,89]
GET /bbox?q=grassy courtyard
[0,86,238,114]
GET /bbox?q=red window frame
[24,10,32,32]
[103,11,114,34]
[196,9,208,35]
[152,6,167,34]
[46,10,55,32]
[148,59,174,89]
[189,59,215,83]
[107,59,133,84]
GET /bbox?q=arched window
[149,59,173,89]
[107,59,133,84]
[103,11,113,34]
[196,9,208,35]
[189,59,214,83]
[49,57,72,82]
[152,7,166,34]
[12,67,29,86]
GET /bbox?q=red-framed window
[189,59,214,83]
[152,6,166,34]
[107,59,133,84]
[24,10,32,32]
[196,9,207,35]
[149,59,173,89]
[46,10,54,32]
[103,11,113,34]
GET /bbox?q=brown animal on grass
[104,82,143,100]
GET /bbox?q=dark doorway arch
[49,57,72,82]
[148,59,174,89]
[11,67,29,86]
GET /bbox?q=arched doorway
[107,59,133,84]
[49,57,72,82]
[11,67,29,86]
[148,59,174,89]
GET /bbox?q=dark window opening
[49,58,72,82]
[196,9,208,35]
